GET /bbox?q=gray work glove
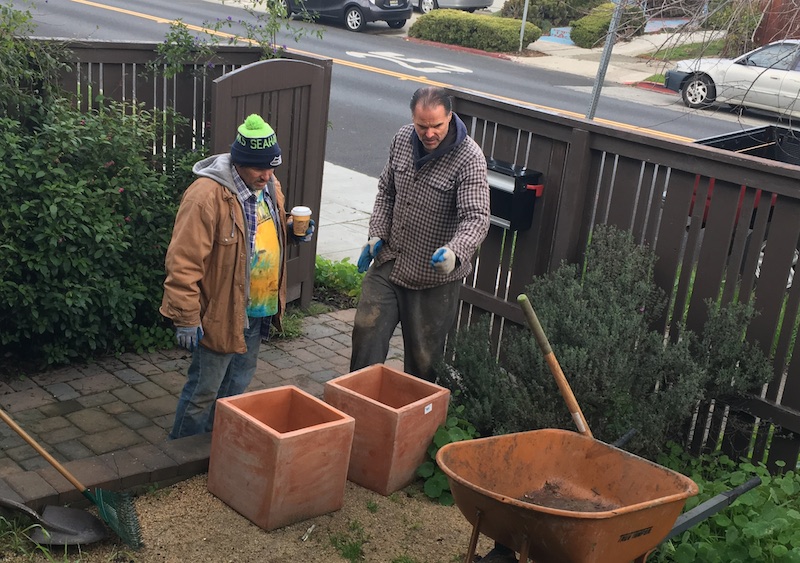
[176,325,203,351]
[430,247,456,275]
[357,237,383,273]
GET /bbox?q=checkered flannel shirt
[370,115,490,289]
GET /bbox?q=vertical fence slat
[685,179,740,332]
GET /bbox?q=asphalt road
[19,0,773,177]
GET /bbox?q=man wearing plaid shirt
[351,87,490,381]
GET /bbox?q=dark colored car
[282,0,412,31]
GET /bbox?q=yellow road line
[69,0,693,143]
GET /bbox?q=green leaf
[423,475,444,499]
[773,545,789,557]
[673,543,697,563]
[438,491,454,506]
[416,461,434,479]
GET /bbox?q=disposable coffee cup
[291,206,312,236]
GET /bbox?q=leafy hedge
[0,103,189,365]
[409,9,541,52]
[499,0,601,33]
[569,2,645,48]
[0,6,211,365]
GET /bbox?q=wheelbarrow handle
[664,476,762,542]
[517,294,593,438]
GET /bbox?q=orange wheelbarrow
[436,296,759,562]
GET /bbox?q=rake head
[84,488,143,549]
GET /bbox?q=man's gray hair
[410,86,452,114]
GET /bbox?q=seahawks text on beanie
[230,114,282,169]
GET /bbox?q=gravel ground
[4,474,496,563]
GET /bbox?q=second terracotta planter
[324,364,450,495]
[207,385,355,531]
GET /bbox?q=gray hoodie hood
[192,153,237,192]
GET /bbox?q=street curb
[630,81,676,94]
[404,36,513,60]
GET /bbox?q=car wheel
[755,241,798,290]
[681,74,716,109]
[387,19,406,28]
[419,0,437,13]
[344,6,365,31]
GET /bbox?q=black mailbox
[487,158,544,232]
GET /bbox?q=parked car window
[745,44,800,71]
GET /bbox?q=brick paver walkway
[0,309,405,509]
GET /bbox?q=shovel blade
[29,505,107,546]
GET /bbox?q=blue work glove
[176,325,203,351]
[357,237,383,273]
[430,247,456,275]
[288,219,315,243]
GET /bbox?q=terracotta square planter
[324,364,450,495]
[207,385,355,531]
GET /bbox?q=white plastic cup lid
[291,206,312,216]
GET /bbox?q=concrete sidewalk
[516,30,725,85]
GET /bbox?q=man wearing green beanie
[160,114,315,439]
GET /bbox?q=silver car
[416,0,492,14]
[664,40,800,118]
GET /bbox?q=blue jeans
[169,316,267,439]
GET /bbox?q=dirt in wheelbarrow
[520,480,621,512]
[5,474,496,563]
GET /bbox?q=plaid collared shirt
[231,165,279,261]
[370,116,490,289]
[231,165,258,258]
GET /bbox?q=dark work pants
[350,260,461,381]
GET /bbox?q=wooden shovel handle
[0,407,87,492]
[517,294,593,438]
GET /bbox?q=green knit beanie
[230,114,282,169]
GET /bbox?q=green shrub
[569,2,645,49]
[499,0,601,32]
[0,4,68,121]
[434,224,773,459]
[0,101,182,365]
[409,9,541,52]
[315,256,363,308]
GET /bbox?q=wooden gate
[212,58,331,307]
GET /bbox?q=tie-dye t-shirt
[247,190,280,317]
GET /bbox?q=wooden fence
[452,88,800,472]
[53,40,332,307]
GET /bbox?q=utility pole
[585,0,626,120]
[519,0,531,52]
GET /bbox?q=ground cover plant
[652,444,800,562]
